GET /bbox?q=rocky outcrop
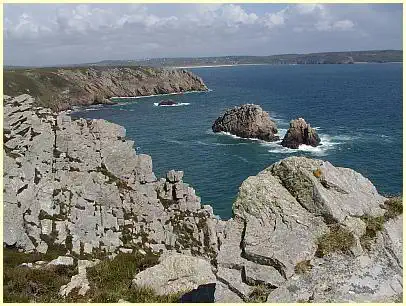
[214,156,402,302]
[4,67,208,111]
[212,104,279,141]
[3,94,402,302]
[131,253,216,295]
[3,94,223,263]
[281,118,321,149]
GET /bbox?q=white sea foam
[217,131,269,143]
[196,140,210,146]
[83,107,99,111]
[153,102,191,107]
[233,155,249,163]
[216,130,350,156]
[265,134,341,156]
[165,139,183,145]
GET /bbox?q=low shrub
[315,225,355,257]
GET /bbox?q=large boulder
[131,253,216,295]
[212,104,279,141]
[215,156,402,302]
[281,118,321,149]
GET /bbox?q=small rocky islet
[2,67,403,303]
[212,104,279,141]
[212,104,321,149]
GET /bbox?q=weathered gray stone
[48,256,74,266]
[216,267,253,298]
[132,253,216,296]
[382,215,403,268]
[243,261,285,287]
[270,157,386,223]
[217,219,246,269]
[40,219,53,236]
[60,259,100,297]
[37,241,48,254]
[233,168,328,278]
[167,170,184,183]
[267,249,403,302]
[214,282,244,303]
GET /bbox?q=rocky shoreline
[3,94,403,302]
[4,67,208,111]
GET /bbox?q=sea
[72,63,403,220]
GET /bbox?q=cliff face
[4,94,222,260]
[3,94,403,302]
[4,67,208,111]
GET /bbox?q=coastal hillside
[5,50,402,70]
[76,50,402,67]
[3,94,402,302]
[3,67,208,111]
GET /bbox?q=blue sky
[4,3,403,66]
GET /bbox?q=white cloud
[260,4,356,33]
[3,3,402,66]
[220,4,258,26]
[333,19,355,31]
[263,10,286,29]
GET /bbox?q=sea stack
[212,104,279,141]
[281,118,321,149]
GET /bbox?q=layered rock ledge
[3,94,403,302]
[212,104,279,141]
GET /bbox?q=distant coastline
[175,62,402,69]
[5,49,401,70]
[174,63,271,69]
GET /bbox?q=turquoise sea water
[72,64,402,219]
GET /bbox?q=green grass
[382,196,403,220]
[360,215,385,250]
[86,252,181,302]
[247,284,272,303]
[294,260,312,274]
[315,224,355,257]
[3,248,183,302]
[360,196,403,250]
[96,163,133,191]
[3,247,77,302]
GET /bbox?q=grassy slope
[3,65,189,110]
[3,249,183,302]
[4,68,86,110]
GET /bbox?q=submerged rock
[281,118,321,149]
[212,104,279,141]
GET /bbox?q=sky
[3,3,403,66]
